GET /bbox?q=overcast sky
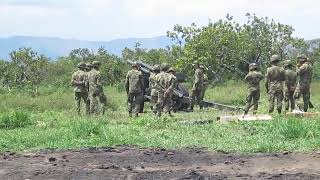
[0,0,319,41]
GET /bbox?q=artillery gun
[126,60,243,113]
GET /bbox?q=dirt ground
[1,146,320,180]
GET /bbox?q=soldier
[243,63,264,115]
[88,61,107,115]
[188,61,204,111]
[265,55,285,114]
[199,65,208,103]
[155,63,176,117]
[125,62,144,117]
[71,62,90,115]
[149,64,160,112]
[294,54,313,112]
[283,60,297,112]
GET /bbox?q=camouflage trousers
[89,91,107,115]
[156,91,172,117]
[244,89,260,115]
[268,89,284,114]
[200,86,207,102]
[284,89,295,112]
[127,92,143,117]
[74,91,90,115]
[294,86,310,112]
[150,90,158,113]
[189,88,203,111]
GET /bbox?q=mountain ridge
[0,35,173,60]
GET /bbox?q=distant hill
[0,36,174,60]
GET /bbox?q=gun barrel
[138,61,154,71]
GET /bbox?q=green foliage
[0,111,32,129]
[167,13,308,81]
[0,82,319,152]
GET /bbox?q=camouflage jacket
[297,63,312,88]
[88,69,103,94]
[149,72,158,96]
[155,72,176,93]
[203,74,208,86]
[245,70,264,91]
[284,68,297,92]
[265,65,285,92]
[193,68,204,90]
[71,70,88,93]
[125,69,144,94]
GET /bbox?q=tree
[9,47,49,94]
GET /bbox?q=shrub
[0,111,32,129]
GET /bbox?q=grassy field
[0,81,320,153]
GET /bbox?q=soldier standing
[294,54,313,112]
[88,61,107,115]
[149,64,160,112]
[71,62,90,115]
[265,55,285,114]
[244,63,264,115]
[155,63,176,117]
[188,61,204,111]
[199,65,208,103]
[125,62,144,117]
[283,60,297,112]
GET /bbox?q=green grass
[0,82,319,153]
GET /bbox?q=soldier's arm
[194,70,201,86]
[96,72,103,87]
[71,73,82,86]
[296,64,307,75]
[124,72,129,94]
[139,72,144,92]
[264,71,269,92]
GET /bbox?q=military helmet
[297,54,307,61]
[86,63,93,67]
[77,62,86,69]
[153,64,160,72]
[91,61,101,67]
[270,55,280,62]
[249,63,258,71]
[168,67,176,73]
[192,60,200,66]
[199,65,205,69]
[131,61,140,68]
[283,60,293,67]
[161,63,169,71]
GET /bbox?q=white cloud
[0,0,319,40]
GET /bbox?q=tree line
[0,13,319,93]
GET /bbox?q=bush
[71,120,101,138]
[0,111,32,129]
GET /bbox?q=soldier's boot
[253,110,257,115]
[243,110,249,115]
[129,111,132,118]
[277,108,282,114]
[134,113,138,118]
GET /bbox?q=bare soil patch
[1,147,320,179]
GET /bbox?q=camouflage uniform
[88,61,107,115]
[125,63,144,117]
[71,62,90,115]
[294,55,313,112]
[244,63,264,115]
[189,61,204,111]
[283,60,297,112]
[155,64,176,117]
[149,65,160,104]
[265,55,285,114]
[199,65,208,102]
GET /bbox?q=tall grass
[0,81,319,152]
